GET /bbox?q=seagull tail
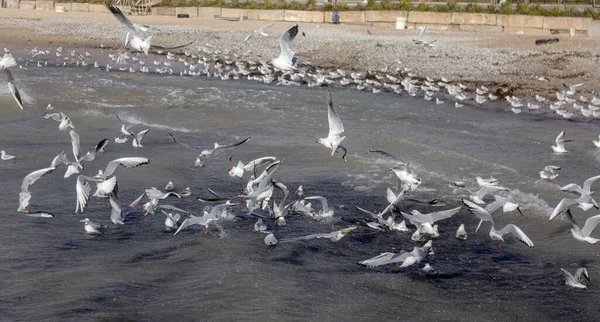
[142,36,153,56]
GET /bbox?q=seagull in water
[0,53,24,110]
[317,90,346,158]
[279,225,357,243]
[272,24,300,72]
[552,130,573,153]
[560,267,590,289]
[245,23,274,42]
[1,150,15,160]
[80,218,103,235]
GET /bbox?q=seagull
[18,166,56,213]
[1,53,24,110]
[560,267,590,289]
[463,199,534,248]
[355,205,408,232]
[359,241,433,269]
[75,175,119,214]
[303,196,334,219]
[174,202,234,236]
[467,185,508,204]
[160,210,181,229]
[413,26,437,47]
[272,24,300,72]
[228,156,277,178]
[389,167,421,191]
[264,233,278,246]
[401,206,462,238]
[244,23,274,42]
[317,90,346,158]
[365,150,408,167]
[558,208,600,244]
[539,165,561,181]
[118,119,149,148]
[476,176,499,187]
[549,174,600,220]
[456,224,468,240]
[593,135,600,148]
[552,130,573,153]
[43,111,74,131]
[104,2,152,55]
[1,150,15,160]
[279,225,357,243]
[80,218,103,235]
[168,132,251,166]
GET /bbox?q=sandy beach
[1,8,600,104]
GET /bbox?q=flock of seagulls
[0,5,596,289]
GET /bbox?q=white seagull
[560,267,590,289]
[463,199,534,248]
[317,90,346,157]
[245,23,274,42]
[80,218,103,235]
[552,130,573,153]
[272,24,300,72]
[43,111,74,131]
[549,174,600,220]
[280,225,357,243]
[1,53,24,110]
[105,2,152,55]
[559,208,600,244]
[1,150,15,160]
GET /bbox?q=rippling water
[1,59,600,321]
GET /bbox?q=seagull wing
[167,132,203,152]
[215,136,251,151]
[75,175,92,213]
[580,214,600,238]
[582,174,600,193]
[277,24,298,63]
[257,23,274,33]
[43,112,62,122]
[462,199,494,225]
[474,185,508,199]
[424,206,462,224]
[366,150,401,162]
[304,196,329,213]
[109,194,123,224]
[496,224,534,247]
[103,157,149,178]
[158,204,190,215]
[574,268,590,284]
[49,151,68,168]
[70,130,81,163]
[326,90,344,138]
[150,41,194,50]
[549,198,578,221]
[21,167,55,192]
[136,129,149,145]
[94,175,118,197]
[104,2,138,35]
[4,69,24,110]
[94,138,109,154]
[174,215,200,236]
[560,268,577,285]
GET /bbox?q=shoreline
[1,8,600,120]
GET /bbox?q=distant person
[332,11,340,24]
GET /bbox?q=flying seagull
[272,24,300,72]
